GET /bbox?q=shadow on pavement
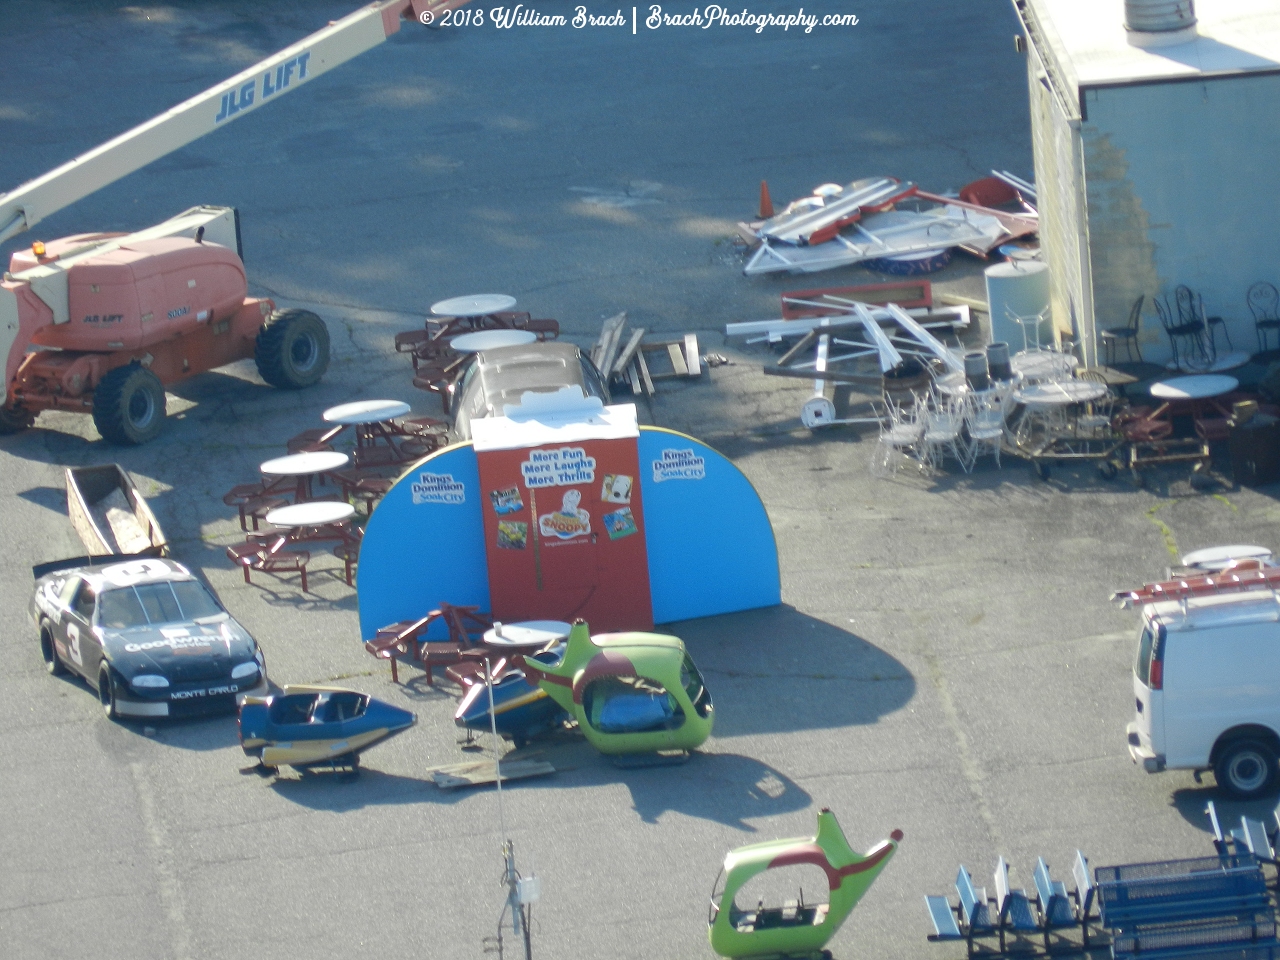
[669,606,915,737]
[1170,784,1280,839]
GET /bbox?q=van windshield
[1135,624,1155,684]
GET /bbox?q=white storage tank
[985,260,1052,350]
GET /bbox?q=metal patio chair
[1248,281,1280,354]
[1177,285,1229,358]
[1155,295,1208,370]
[1099,294,1144,365]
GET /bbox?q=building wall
[1025,37,1094,363]
[1082,73,1280,364]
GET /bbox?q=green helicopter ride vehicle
[708,809,902,959]
[518,619,713,756]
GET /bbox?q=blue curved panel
[638,427,780,623]
[356,445,489,640]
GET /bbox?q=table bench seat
[1112,917,1278,959]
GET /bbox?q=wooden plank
[591,312,626,368]
[683,334,701,376]
[667,342,688,376]
[595,311,627,376]
[936,293,989,313]
[627,359,643,395]
[636,349,656,396]
[639,341,677,379]
[611,328,647,377]
[428,758,556,789]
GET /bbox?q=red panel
[476,437,652,631]
[781,281,932,319]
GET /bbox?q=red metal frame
[781,282,933,320]
[1113,560,1280,607]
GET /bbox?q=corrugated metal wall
[1025,40,1094,365]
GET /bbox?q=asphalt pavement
[3,3,1279,959]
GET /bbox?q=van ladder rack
[1112,561,1280,608]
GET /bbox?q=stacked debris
[591,312,703,398]
[736,172,1038,277]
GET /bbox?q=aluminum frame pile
[726,298,967,427]
[738,174,1039,277]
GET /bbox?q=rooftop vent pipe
[1125,0,1198,47]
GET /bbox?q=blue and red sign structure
[356,392,780,639]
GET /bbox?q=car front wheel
[1215,738,1278,799]
[41,625,65,676]
[98,665,121,721]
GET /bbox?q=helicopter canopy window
[681,654,713,718]
[269,693,319,726]
[728,864,832,931]
[320,691,369,723]
[583,675,685,733]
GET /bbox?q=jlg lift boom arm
[0,0,462,244]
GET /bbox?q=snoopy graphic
[539,488,592,540]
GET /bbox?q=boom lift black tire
[0,402,35,434]
[255,309,330,389]
[92,363,167,445]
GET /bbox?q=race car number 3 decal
[66,624,83,666]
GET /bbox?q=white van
[1127,589,1280,799]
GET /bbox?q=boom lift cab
[0,0,471,443]
[0,206,327,443]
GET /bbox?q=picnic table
[450,329,537,352]
[263,501,361,586]
[483,620,571,651]
[259,451,349,501]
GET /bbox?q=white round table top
[1010,350,1078,382]
[1181,545,1273,570]
[260,451,350,476]
[483,620,572,649]
[323,399,412,425]
[1167,350,1252,374]
[450,329,537,352]
[1014,380,1107,406]
[1149,374,1239,400]
[265,501,356,527]
[430,294,517,318]
[935,371,968,396]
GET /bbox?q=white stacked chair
[920,393,970,473]
[869,395,925,478]
[965,388,1008,470]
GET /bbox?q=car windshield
[97,580,224,629]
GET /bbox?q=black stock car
[30,557,268,719]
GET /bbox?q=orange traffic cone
[758,179,774,219]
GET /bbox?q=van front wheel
[1215,739,1278,799]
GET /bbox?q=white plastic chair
[1008,306,1050,353]
[965,388,1007,469]
[920,393,969,473]
[869,396,925,477]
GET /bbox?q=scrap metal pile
[736,172,1038,276]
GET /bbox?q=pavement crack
[130,761,193,960]
[1145,501,1181,559]
[919,649,1002,847]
